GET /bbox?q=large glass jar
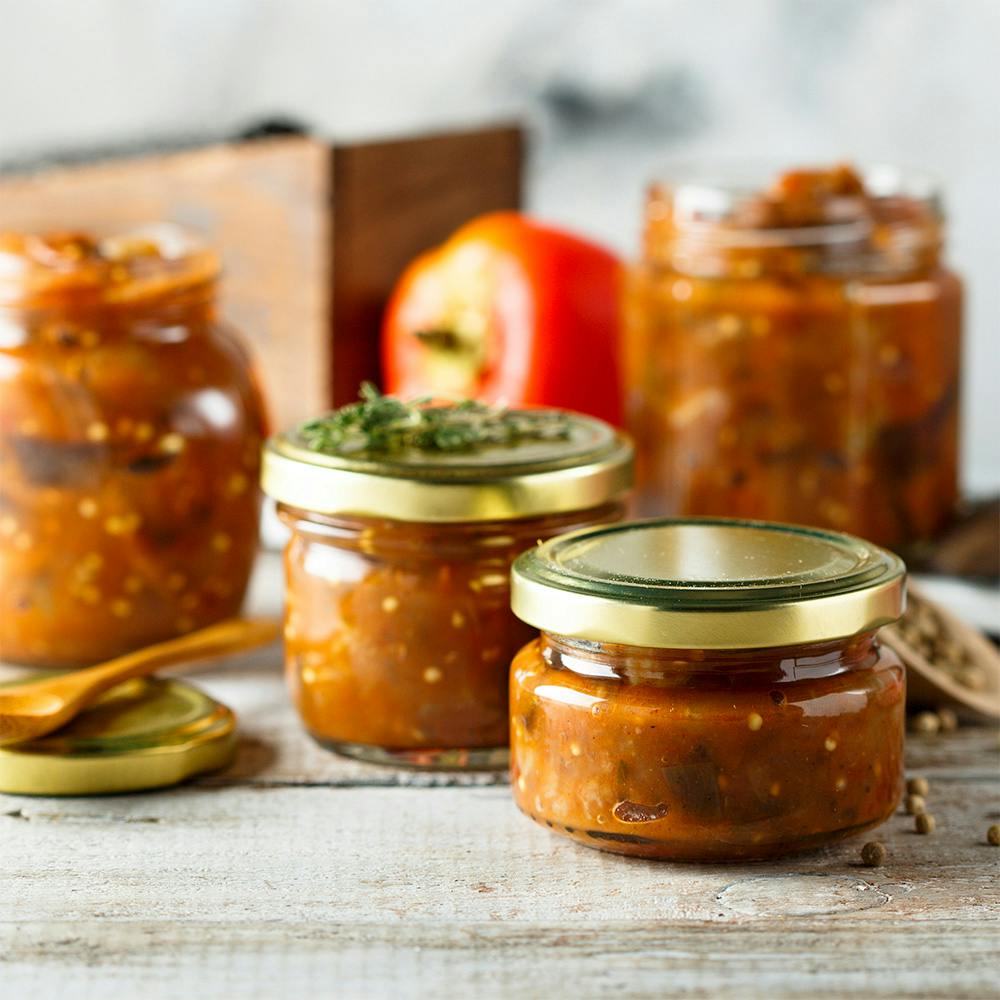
[626,164,962,552]
[262,404,632,768]
[510,518,906,860]
[0,228,267,666]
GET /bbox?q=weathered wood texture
[1,564,998,999]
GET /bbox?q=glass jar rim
[512,517,905,649]
[0,224,220,309]
[647,160,942,246]
[261,411,634,523]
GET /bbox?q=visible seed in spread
[915,813,936,834]
[159,433,186,455]
[211,533,232,553]
[747,712,763,731]
[227,473,249,496]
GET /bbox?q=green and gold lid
[0,677,236,796]
[512,517,905,649]
[262,389,633,523]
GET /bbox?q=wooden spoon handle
[10,618,281,706]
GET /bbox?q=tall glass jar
[626,164,962,551]
[510,518,906,860]
[262,406,632,768]
[0,228,267,666]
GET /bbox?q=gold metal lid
[512,517,905,649]
[0,677,236,796]
[261,412,633,522]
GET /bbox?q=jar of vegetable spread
[627,164,962,552]
[510,518,906,860]
[0,229,267,666]
[261,388,632,768]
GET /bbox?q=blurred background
[1,0,996,492]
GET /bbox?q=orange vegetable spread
[510,519,906,860]
[282,506,622,764]
[627,163,962,551]
[0,229,266,666]
[262,397,632,768]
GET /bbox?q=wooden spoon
[882,582,1000,720]
[0,617,280,747]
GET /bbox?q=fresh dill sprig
[298,383,571,456]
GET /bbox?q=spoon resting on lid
[0,618,280,747]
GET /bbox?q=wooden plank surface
[1,557,998,999]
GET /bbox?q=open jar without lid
[626,162,962,552]
[509,517,906,860]
[0,227,266,666]
[262,409,633,769]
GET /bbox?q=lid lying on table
[262,393,633,523]
[512,517,905,650]
[0,677,236,796]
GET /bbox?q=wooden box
[0,125,523,430]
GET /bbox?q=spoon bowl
[0,618,280,747]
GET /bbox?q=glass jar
[626,163,962,552]
[0,228,267,666]
[262,409,632,768]
[510,518,906,860]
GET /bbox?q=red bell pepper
[381,212,623,426]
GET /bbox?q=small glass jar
[626,163,962,552]
[510,518,906,860]
[0,228,267,666]
[262,410,632,768]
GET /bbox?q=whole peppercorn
[905,794,927,816]
[915,813,936,835]
[861,841,887,867]
[910,711,941,735]
[988,825,1000,847]
[906,776,930,797]
[936,707,959,732]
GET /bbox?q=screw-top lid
[512,517,905,649]
[262,410,633,523]
[0,677,236,796]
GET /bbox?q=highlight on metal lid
[511,517,906,649]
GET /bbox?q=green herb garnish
[299,383,571,456]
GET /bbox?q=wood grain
[1,652,997,999]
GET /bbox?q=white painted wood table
[2,554,999,999]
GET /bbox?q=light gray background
[1,0,996,491]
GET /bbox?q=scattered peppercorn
[915,813,936,835]
[988,825,1000,847]
[861,841,887,867]
[906,776,930,797]
[905,794,927,816]
[910,711,941,735]
[936,707,959,732]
